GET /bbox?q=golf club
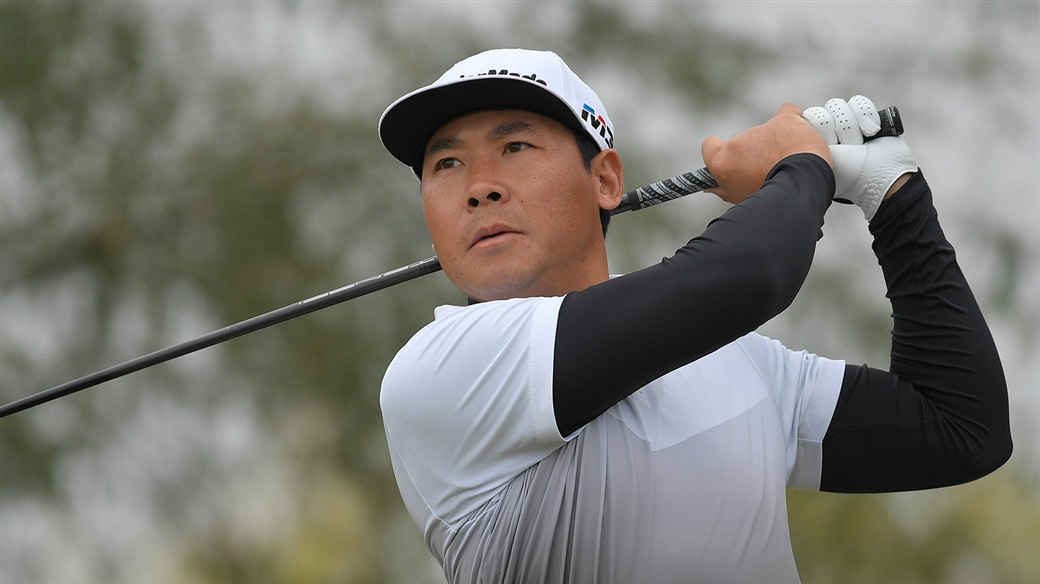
[0,107,902,418]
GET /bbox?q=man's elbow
[974,431,1014,479]
[955,426,1013,484]
[955,369,1014,483]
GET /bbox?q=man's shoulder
[413,296,566,341]
[431,295,562,320]
[384,296,565,390]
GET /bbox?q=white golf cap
[379,48,614,176]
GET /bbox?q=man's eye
[436,157,461,171]
[505,142,530,154]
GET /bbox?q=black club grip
[871,106,903,141]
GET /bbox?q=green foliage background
[1,2,1037,583]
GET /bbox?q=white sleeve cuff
[789,359,845,490]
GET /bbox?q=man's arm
[553,153,833,436]
[820,173,1012,492]
[552,106,833,437]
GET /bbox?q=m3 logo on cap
[581,104,614,148]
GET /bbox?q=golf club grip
[613,105,902,214]
[612,167,717,215]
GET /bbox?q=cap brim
[379,76,582,172]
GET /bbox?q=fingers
[825,98,864,145]
[848,95,882,137]
[802,96,882,145]
[802,106,838,145]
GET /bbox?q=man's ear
[592,148,624,211]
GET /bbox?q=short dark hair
[567,125,612,237]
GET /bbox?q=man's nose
[464,157,510,209]
[468,191,503,207]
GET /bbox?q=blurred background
[1,1,1037,583]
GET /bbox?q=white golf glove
[802,95,917,220]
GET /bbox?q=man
[377,48,1012,583]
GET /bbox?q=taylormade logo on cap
[379,48,615,175]
[451,66,614,148]
[459,69,549,86]
[432,49,616,150]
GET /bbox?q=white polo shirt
[381,295,844,583]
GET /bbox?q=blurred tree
[1,1,1036,583]
[0,1,446,581]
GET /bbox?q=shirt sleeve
[819,173,1012,492]
[734,333,845,490]
[380,297,566,530]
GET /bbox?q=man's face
[420,109,620,302]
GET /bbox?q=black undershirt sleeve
[553,153,834,437]
[819,173,1012,492]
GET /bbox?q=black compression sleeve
[820,172,1012,492]
[553,154,834,437]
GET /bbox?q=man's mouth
[471,225,519,249]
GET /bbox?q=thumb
[701,135,723,169]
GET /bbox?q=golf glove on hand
[802,95,917,221]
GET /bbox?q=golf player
[378,48,1012,583]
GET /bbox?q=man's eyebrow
[425,136,463,159]
[489,120,537,138]
[424,120,540,161]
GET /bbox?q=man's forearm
[821,173,1012,492]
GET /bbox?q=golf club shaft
[0,105,904,417]
[0,168,711,418]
